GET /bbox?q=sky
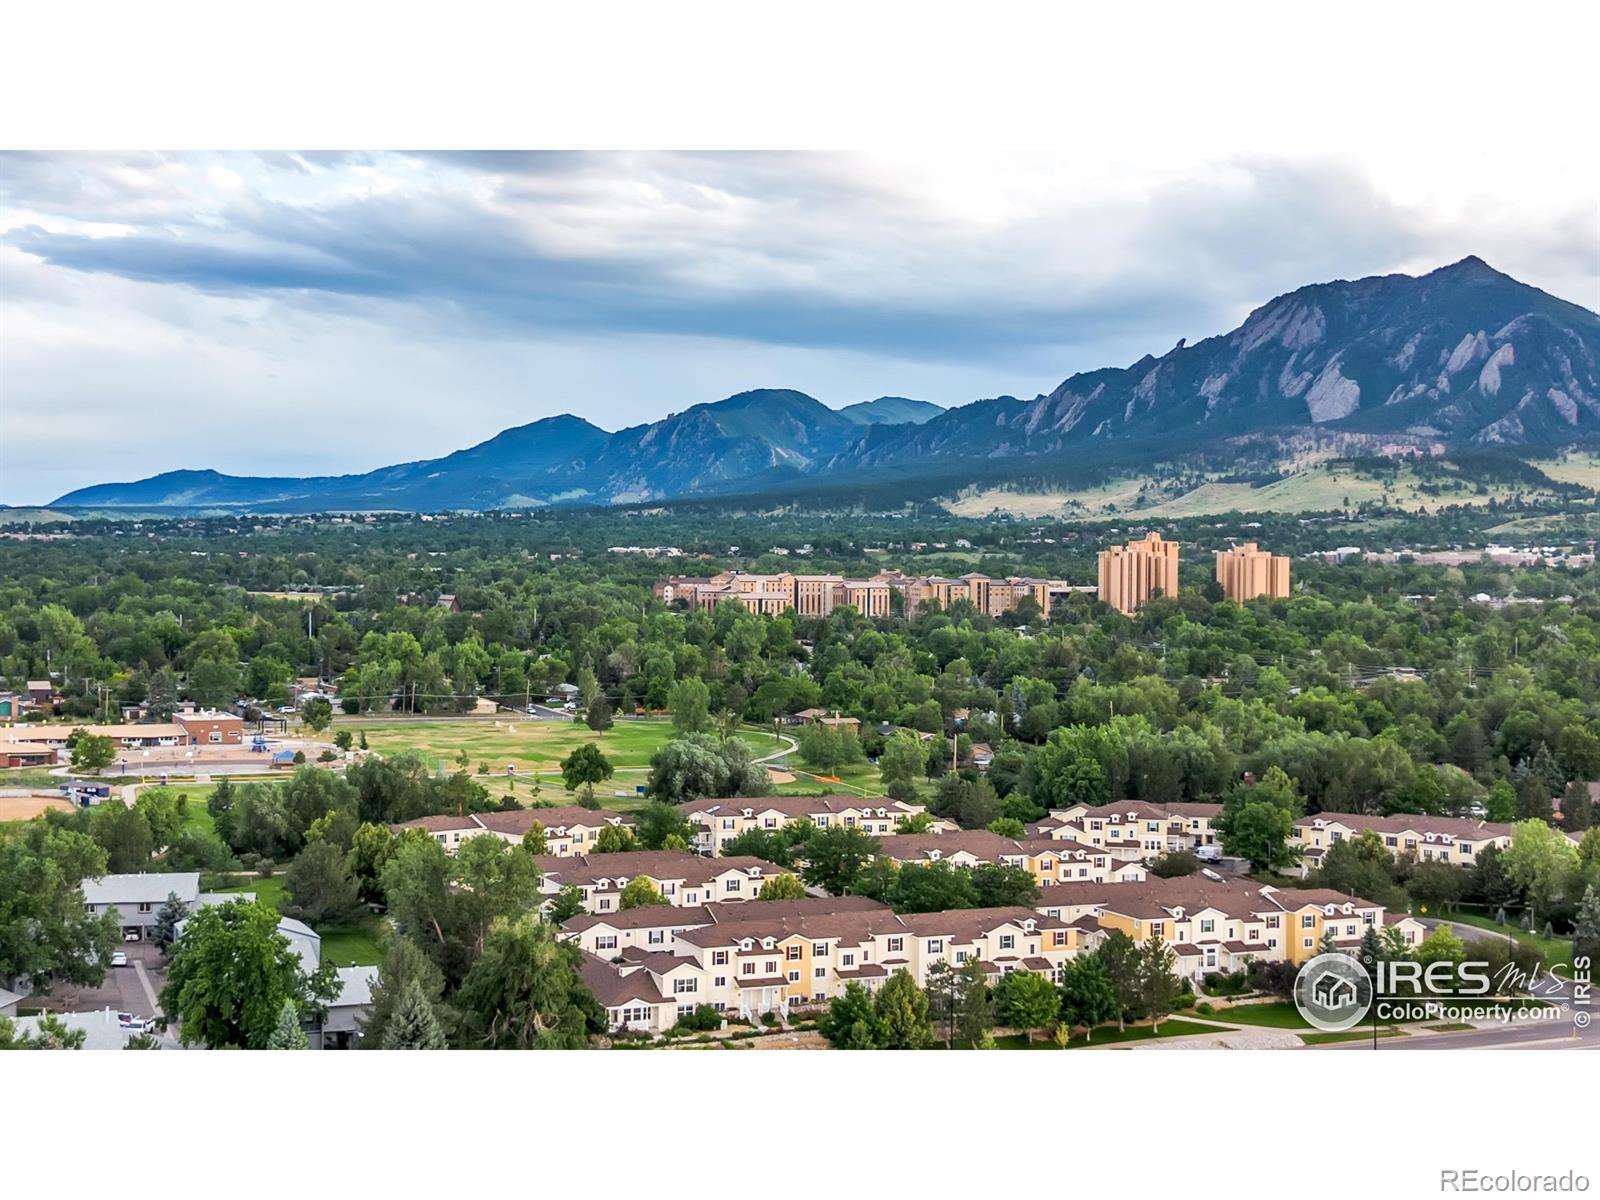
[2,147,1597,504]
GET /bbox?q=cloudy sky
[2,148,1597,504]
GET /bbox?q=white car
[110,951,128,967]
[278,705,297,714]
[116,1012,146,1030]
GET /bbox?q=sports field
[354,717,785,779]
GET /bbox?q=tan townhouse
[874,830,1146,886]
[679,794,931,855]
[1034,800,1223,861]
[391,806,635,857]
[1034,876,1416,980]
[532,850,793,914]
[1290,811,1521,874]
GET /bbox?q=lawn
[775,759,888,798]
[356,717,782,777]
[1209,1001,1312,1029]
[1299,1028,1408,1046]
[1428,910,1572,972]
[946,1018,1222,1049]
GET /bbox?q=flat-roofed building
[1098,532,1180,614]
[1216,542,1291,601]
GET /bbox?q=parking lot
[33,939,166,1021]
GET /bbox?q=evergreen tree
[152,891,187,952]
[1096,929,1141,1032]
[266,1000,310,1049]
[1573,885,1600,970]
[1058,953,1119,1041]
[817,982,878,1049]
[873,969,933,1048]
[381,977,448,1049]
[1137,933,1181,1034]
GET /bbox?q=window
[621,1005,651,1024]
[724,878,741,893]
[786,945,801,961]
[955,950,968,964]
[714,975,727,987]
[927,938,944,954]
[1149,922,1164,938]
[598,898,612,911]
[648,930,665,945]
[1303,937,1314,948]
[138,902,152,913]
[673,977,698,994]
[815,967,827,979]
[1266,915,1280,929]
[678,1004,695,1017]
[812,943,827,957]
[208,730,222,743]
[999,934,1015,950]
[741,962,756,976]
[713,950,728,966]
[1301,914,1316,928]
[1052,931,1067,947]
[887,937,903,953]
[596,935,618,951]
[788,970,800,983]
[1362,912,1375,925]
[841,953,855,967]
[765,960,778,973]
[1200,918,1215,934]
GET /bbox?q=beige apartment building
[657,569,1077,620]
[564,897,1086,1027]
[1031,801,1224,860]
[531,850,793,913]
[1216,542,1291,601]
[1097,532,1180,613]
[874,830,1148,886]
[678,794,934,854]
[1035,875,1421,980]
[392,807,635,857]
[1289,811,1534,875]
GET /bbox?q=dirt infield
[0,793,74,821]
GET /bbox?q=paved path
[132,959,163,1019]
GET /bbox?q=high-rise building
[1215,542,1291,601]
[1097,532,1180,614]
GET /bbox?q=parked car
[110,951,128,967]
[116,1012,146,1030]
[277,705,297,714]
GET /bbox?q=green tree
[382,977,449,1049]
[521,821,548,856]
[1097,929,1141,1033]
[152,891,188,951]
[300,696,333,734]
[797,723,865,773]
[454,916,603,1049]
[757,874,808,901]
[561,742,614,804]
[161,899,335,1049]
[619,876,669,909]
[993,969,1060,1042]
[0,1012,87,1050]
[970,862,1039,908]
[1059,953,1119,1040]
[634,800,693,850]
[345,822,398,905]
[91,802,154,873]
[669,677,713,734]
[873,969,934,1049]
[1572,884,1600,970]
[878,730,926,795]
[547,885,587,924]
[70,732,116,774]
[593,824,637,853]
[1216,766,1303,872]
[266,1000,310,1049]
[0,823,119,989]
[284,839,362,927]
[145,666,180,722]
[359,935,450,1048]
[1485,780,1517,823]
[1502,818,1581,921]
[800,826,881,895]
[585,696,614,732]
[1137,932,1181,1033]
[817,981,879,1048]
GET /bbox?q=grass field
[357,717,782,775]
[1209,1001,1312,1028]
[1531,452,1600,489]
[1299,1028,1408,1045]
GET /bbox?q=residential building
[173,710,245,745]
[9,1008,184,1051]
[563,898,1086,1026]
[1098,532,1180,613]
[81,872,201,941]
[873,830,1147,886]
[391,807,636,856]
[1290,811,1528,873]
[314,966,380,1049]
[531,850,793,913]
[1216,542,1291,601]
[679,794,931,854]
[1034,875,1418,980]
[1032,801,1223,860]
[655,569,1075,619]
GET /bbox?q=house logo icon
[1293,953,1373,1032]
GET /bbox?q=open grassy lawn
[1430,910,1572,971]
[357,717,782,777]
[951,1018,1223,1049]
[214,875,289,909]
[776,759,888,798]
[1210,1001,1312,1029]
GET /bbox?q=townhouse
[1290,811,1521,873]
[391,806,635,856]
[564,898,1086,1026]
[654,569,1078,620]
[679,794,932,855]
[81,871,201,942]
[1034,875,1421,981]
[874,830,1147,886]
[532,850,793,913]
[1031,801,1223,861]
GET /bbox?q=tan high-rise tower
[1097,532,1180,614]
[1215,542,1290,601]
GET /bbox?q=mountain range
[52,257,1600,513]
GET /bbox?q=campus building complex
[1097,532,1180,614]
[656,570,1079,619]
[1216,542,1291,601]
